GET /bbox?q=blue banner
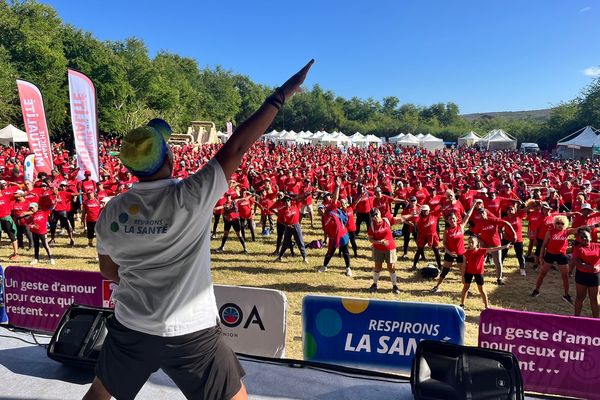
[302,295,465,373]
[0,265,7,324]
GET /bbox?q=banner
[23,154,35,182]
[479,308,600,400]
[215,284,287,358]
[16,80,53,174]
[302,295,465,374]
[68,69,99,182]
[0,266,7,323]
[3,266,111,332]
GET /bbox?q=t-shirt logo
[110,203,170,235]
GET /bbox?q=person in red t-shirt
[432,200,478,293]
[274,192,310,263]
[367,208,400,294]
[236,190,256,242]
[211,195,226,239]
[24,202,54,265]
[460,235,512,309]
[256,189,274,234]
[214,192,248,254]
[411,204,443,271]
[0,183,19,259]
[49,182,77,246]
[533,215,581,304]
[340,197,358,258]
[269,191,290,256]
[11,190,32,251]
[501,203,527,276]
[81,191,102,247]
[317,200,351,276]
[353,184,374,236]
[571,228,600,317]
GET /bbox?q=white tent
[556,126,599,159]
[396,133,420,147]
[0,124,29,145]
[276,130,298,146]
[477,129,517,150]
[216,131,231,143]
[363,134,383,147]
[388,133,405,144]
[420,134,445,152]
[457,131,481,147]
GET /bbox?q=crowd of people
[1,139,600,316]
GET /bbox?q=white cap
[583,180,591,185]
[29,202,38,208]
[421,204,430,211]
[60,181,67,186]
[15,190,25,196]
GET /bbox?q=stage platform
[0,326,549,400]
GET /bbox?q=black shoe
[241,249,249,254]
[562,294,573,305]
[392,285,400,294]
[215,247,224,253]
[368,283,378,293]
[496,278,505,286]
[531,289,540,297]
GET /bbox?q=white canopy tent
[556,126,599,159]
[363,134,383,147]
[388,133,406,144]
[458,131,481,147]
[420,134,444,152]
[0,124,29,145]
[276,130,298,146]
[477,129,517,150]
[396,133,420,147]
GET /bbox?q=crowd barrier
[2,265,599,398]
[302,295,465,374]
[479,308,600,400]
[1,266,287,358]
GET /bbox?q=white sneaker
[520,269,527,276]
[50,259,56,265]
[317,266,328,273]
[30,259,38,265]
[345,268,353,277]
[303,256,309,264]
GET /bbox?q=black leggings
[241,218,255,242]
[17,224,33,249]
[402,224,416,255]
[324,243,350,269]
[50,211,72,238]
[212,214,222,235]
[355,212,371,236]
[502,239,525,269]
[33,233,52,260]
[348,231,358,256]
[413,246,442,269]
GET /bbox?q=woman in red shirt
[460,235,511,309]
[24,202,54,265]
[214,192,248,254]
[367,208,399,294]
[502,203,527,276]
[340,197,357,258]
[432,200,478,293]
[532,215,579,304]
[274,193,309,263]
[571,227,600,317]
[81,191,102,247]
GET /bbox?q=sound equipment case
[47,304,113,368]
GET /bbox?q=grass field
[1,220,580,359]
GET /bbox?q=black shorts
[0,218,16,241]
[534,238,544,256]
[96,316,245,400]
[575,270,600,287]
[543,252,569,265]
[223,218,242,232]
[464,273,484,285]
[444,253,464,263]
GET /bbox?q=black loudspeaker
[47,304,113,368]
[411,340,524,400]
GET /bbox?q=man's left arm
[98,254,120,283]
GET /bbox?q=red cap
[84,170,91,176]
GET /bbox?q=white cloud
[579,6,592,12]
[584,66,600,77]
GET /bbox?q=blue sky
[43,0,599,114]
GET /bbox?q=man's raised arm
[215,60,314,180]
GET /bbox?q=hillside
[462,108,552,122]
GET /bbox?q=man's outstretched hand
[281,59,315,101]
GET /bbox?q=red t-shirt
[344,206,356,232]
[223,201,240,221]
[441,200,465,223]
[445,225,466,255]
[11,200,30,226]
[355,193,373,214]
[281,203,301,225]
[213,197,226,215]
[237,197,254,219]
[503,213,524,243]
[474,217,502,246]
[27,210,50,235]
[465,248,487,275]
[322,210,348,246]
[0,193,12,218]
[83,198,101,222]
[572,243,600,273]
[373,195,393,219]
[368,218,395,251]
[545,227,569,255]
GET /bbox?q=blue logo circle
[118,213,129,223]
[219,303,243,328]
[315,308,342,337]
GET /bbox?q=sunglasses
[555,222,564,226]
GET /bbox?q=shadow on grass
[259,282,371,294]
